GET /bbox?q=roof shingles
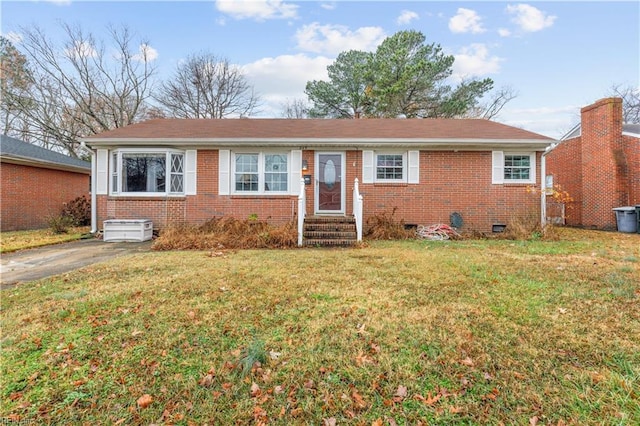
[84,118,554,141]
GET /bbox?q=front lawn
[0,227,91,253]
[1,228,638,424]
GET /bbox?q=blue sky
[2,0,639,138]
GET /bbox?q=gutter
[80,141,98,234]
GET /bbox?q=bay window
[110,149,185,195]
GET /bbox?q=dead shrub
[365,208,414,240]
[152,217,297,250]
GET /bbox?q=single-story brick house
[1,135,91,231]
[545,98,640,230]
[83,118,554,243]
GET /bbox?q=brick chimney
[580,97,628,229]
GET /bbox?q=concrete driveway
[1,238,152,289]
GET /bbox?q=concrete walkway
[1,238,152,289]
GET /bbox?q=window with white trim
[234,152,289,193]
[492,151,536,184]
[376,153,405,181]
[363,150,419,184]
[110,149,185,195]
[504,154,531,180]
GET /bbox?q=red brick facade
[1,162,90,231]
[96,149,541,233]
[546,98,640,230]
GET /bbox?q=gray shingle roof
[1,135,90,171]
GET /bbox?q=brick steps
[302,215,357,247]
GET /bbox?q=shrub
[364,207,414,240]
[48,215,75,234]
[62,195,91,226]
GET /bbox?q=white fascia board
[622,131,640,138]
[85,137,554,151]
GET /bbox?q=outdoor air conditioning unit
[103,219,153,242]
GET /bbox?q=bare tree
[156,52,260,119]
[1,36,32,139]
[609,83,640,124]
[5,24,155,156]
[461,85,518,120]
[280,98,309,118]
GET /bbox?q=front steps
[302,215,358,247]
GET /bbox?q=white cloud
[243,54,332,116]
[452,43,502,79]
[295,23,386,55]
[500,104,580,138]
[215,0,298,21]
[397,10,419,26]
[498,28,511,37]
[506,4,556,32]
[44,0,72,5]
[449,8,485,34]
[320,2,336,10]
[133,43,158,62]
[64,41,97,59]
[4,31,23,44]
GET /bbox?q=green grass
[0,227,91,253]
[1,228,638,425]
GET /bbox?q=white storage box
[103,219,153,242]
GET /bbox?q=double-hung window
[362,150,419,184]
[111,150,185,195]
[376,153,405,181]
[234,152,288,193]
[492,151,536,184]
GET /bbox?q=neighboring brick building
[545,97,640,230]
[84,118,554,241]
[1,135,91,231]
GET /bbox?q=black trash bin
[612,207,638,233]
[636,205,640,234]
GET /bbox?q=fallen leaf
[199,373,215,387]
[558,308,568,314]
[449,406,464,414]
[131,330,143,337]
[394,385,407,399]
[530,416,539,426]
[269,351,281,360]
[372,419,384,426]
[351,390,367,409]
[274,385,284,394]
[460,357,474,367]
[250,382,261,398]
[323,418,337,426]
[136,394,153,409]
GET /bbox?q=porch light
[302,159,308,171]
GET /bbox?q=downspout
[540,145,551,228]
[80,141,98,234]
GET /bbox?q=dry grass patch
[1,228,638,425]
[152,217,298,250]
[0,227,91,253]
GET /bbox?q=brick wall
[1,162,90,231]
[623,135,640,206]
[355,151,541,232]
[545,137,583,225]
[96,149,541,234]
[546,97,638,230]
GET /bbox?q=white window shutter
[529,153,536,183]
[96,149,108,195]
[362,150,374,183]
[185,150,197,195]
[408,150,419,183]
[219,149,230,195]
[290,150,302,195]
[492,151,504,184]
